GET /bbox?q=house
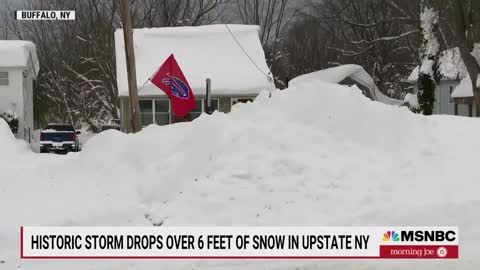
[406,44,480,117]
[114,24,275,132]
[289,64,403,106]
[0,40,39,142]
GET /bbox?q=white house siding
[0,67,35,141]
[412,80,474,117]
[0,41,38,141]
[0,68,28,140]
[434,81,455,115]
[23,70,34,141]
[435,81,476,117]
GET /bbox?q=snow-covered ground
[1,78,479,270]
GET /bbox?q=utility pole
[120,0,141,132]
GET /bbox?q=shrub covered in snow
[403,93,421,113]
[0,111,19,134]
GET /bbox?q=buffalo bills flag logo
[162,75,190,99]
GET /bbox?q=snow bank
[0,118,29,158]
[0,118,16,152]
[1,79,480,270]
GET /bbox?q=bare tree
[130,0,228,27]
[0,10,8,39]
[303,0,421,97]
[234,0,296,87]
[2,0,121,129]
[1,0,228,129]
[452,0,480,115]
[280,16,341,86]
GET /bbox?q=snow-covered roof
[407,44,480,98]
[407,46,479,81]
[450,76,480,98]
[290,64,403,106]
[290,64,365,85]
[115,24,275,97]
[0,40,39,77]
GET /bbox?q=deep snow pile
[0,119,17,153]
[1,79,480,270]
[0,119,30,159]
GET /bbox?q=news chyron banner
[21,226,458,259]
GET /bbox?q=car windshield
[46,125,74,132]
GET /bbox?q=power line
[224,24,272,81]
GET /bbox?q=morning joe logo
[383,230,456,242]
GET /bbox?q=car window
[46,125,74,132]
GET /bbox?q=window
[139,99,217,126]
[0,72,8,86]
[139,100,153,126]
[190,99,219,120]
[232,98,254,106]
[139,99,171,126]
[154,100,170,125]
[45,124,75,132]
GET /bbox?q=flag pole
[137,80,149,94]
[140,61,165,93]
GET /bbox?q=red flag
[150,54,196,118]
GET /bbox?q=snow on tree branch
[419,5,440,76]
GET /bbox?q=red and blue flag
[150,54,196,118]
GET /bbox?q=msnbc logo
[383,231,400,242]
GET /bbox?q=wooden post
[205,78,213,114]
[120,0,141,133]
